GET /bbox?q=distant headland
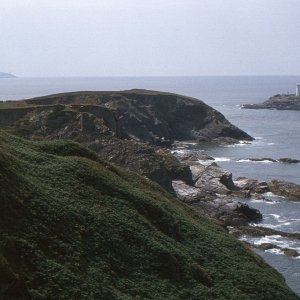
[0,72,16,78]
[242,83,300,111]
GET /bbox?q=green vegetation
[0,130,298,300]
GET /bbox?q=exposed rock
[278,158,300,164]
[249,158,276,162]
[282,248,299,257]
[190,163,238,197]
[257,243,280,250]
[191,198,262,226]
[231,226,300,240]
[242,94,300,111]
[172,149,214,163]
[268,180,300,201]
[89,137,192,193]
[252,243,298,257]
[172,180,204,203]
[237,157,299,164]
[234,177,270,194]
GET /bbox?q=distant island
[242,93,300,111]
[0,72,16,78]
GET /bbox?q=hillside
[0,130,298,300]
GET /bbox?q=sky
[0,0,299,77]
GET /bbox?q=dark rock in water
[282,248,299,257]
[172,180,204,203]
[232,226,300,240]
[278,158,300,164]
[249,158,276,162]
[0,89,253,144]
[268,180,300,201]
[257,243,280,250]
[252,243,298,257]
[242,94,300,111]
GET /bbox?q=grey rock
[242,94,300,111]
[191,198,262,226]
[268,180,300,201]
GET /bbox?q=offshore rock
[268,180,300,201]
[242,94,300,111]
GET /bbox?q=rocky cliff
[0,90,253,144]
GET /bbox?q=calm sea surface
[1,76,299,295]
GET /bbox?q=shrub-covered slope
[0,131,298,300]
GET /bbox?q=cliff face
[0,90,252,193]
[0,90,253,144]
[0,130,298,300]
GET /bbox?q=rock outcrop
[0,90,253,144]
[242,94,300,110]
[234,177,300,201]
[268,180,300,201]
[171,150,262,226]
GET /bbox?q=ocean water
[1,76,300,295]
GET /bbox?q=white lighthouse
[296,83,300,96]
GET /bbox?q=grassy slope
[0,130,298,300]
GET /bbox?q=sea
[1,76,299,295]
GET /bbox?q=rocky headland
[1,90,300,277]
[0,89,252,193]
[242,94,300,110]
[1,90,299,229]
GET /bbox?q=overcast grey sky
[0,0,299,77]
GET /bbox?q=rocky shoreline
[170,144,300,257]
[1,90,299,258]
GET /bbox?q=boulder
[268,180,300,201]
[282,248,299,257]
[191,198,262,226]
[257,243,279,250]
[172,180,204,203]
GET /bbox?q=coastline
[1,80,300,298]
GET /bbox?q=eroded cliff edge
[0,89,253,144]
